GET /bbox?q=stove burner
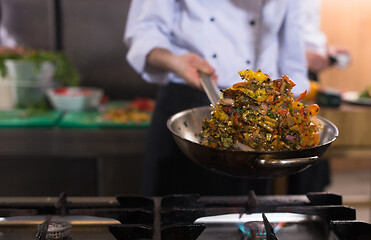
[239,221,284,240]
[36,214,72,240]
[41,221,72,240]
[0,192,370,240]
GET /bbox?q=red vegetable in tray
[53,87,92,96]
[101,98,155,124]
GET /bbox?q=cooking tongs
[198,71,220,107]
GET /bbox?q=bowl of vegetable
[47,87,103,111]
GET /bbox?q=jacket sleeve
[301,0,327,54]
[124,0,175,84]
[278,0,310,96]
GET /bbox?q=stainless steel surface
[0,215,120,225]
[0,225,116,240]
[199,71,220,107]
[167,106,339,178]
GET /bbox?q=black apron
[140,83,270,197]
[288,71,331,194]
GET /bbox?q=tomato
[130,98,155,111]
[100,96,109,104]
[300,133,310,148]
[312,133,321,146]
[233,113,239,126]
[308,104,320,116]
[277,107,288,116]
[78,89,92,96]
[53,87,67,95]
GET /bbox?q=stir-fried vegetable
[201,69,323,151]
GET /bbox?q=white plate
[342,91,371,105]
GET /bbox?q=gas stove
[0,192,369,239]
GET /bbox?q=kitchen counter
[0,127,147,157]
[319,103,371,159]
[274,103,371,195]
[0,103,367,158]
[0,102,370,197]
[0,127,148,197]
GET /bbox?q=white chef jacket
[302,0,328,55]
[124,0,309,96]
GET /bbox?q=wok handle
[257,156,319,167]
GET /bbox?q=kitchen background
[0,0,370,223]
[0,0,154,196]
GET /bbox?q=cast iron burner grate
[109,192,370,240]
[0,192,370,239]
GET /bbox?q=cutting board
[0,110,63,128]
[59,111,151,128]
[58,100,152,128]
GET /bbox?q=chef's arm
[278,0,309,96]
[146,48,217,90]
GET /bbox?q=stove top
[0,192,369,240]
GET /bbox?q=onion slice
[233,142,255,152]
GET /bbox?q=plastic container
[0,78,15,110]
[13,80,54,108]
[47,87,103,111]
[4,59,55,82]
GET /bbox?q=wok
[167,106,338,178]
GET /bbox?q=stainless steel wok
[167,106,338,178]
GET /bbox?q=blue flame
[238,222,251,235]
[238,221,284,238]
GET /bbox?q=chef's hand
[306,50,329,73]
[306,45,352,73]
[146,48,217,90]
[171,53,217,90]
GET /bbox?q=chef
[124,0,309,196]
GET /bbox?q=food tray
[58,101,151,129]
[342,91,371,106]
[0,110,62,128]
[59,112,150,128]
